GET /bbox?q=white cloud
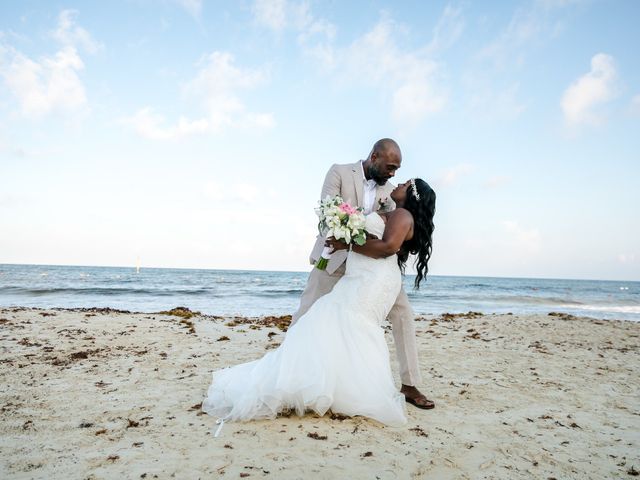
[203,180,262,204]
[561,53,617,127]
[252,0,327,33]
[122,51,274,140]
[483,175,511,189]
[478,0,583,69]
[297,14,337,69]
[252,0,287,31]
[536,0,586,9]
[617,253,637,264]
[630,94,640,115]
[184,51,272,129]
[1,45,87,118]
[0,10,98,119]
[468,2,576,120]
[435,163,474,188]
[0,29,30,43]
[341,17,447,125]
[425,5,465,53]
[473,4,612,127]
[478,7,541,68]
[468,82,527,120]
[242,112,276,129]
[174,0,203,19]
[252,0,337,68]
[0,137,54,158]
[321,8,457,125]
[120,107,208,141]
[252,3,452,126]
[503,220,541,253]
[478,0,583,68]
[297,15,336,41]
[52,9,102,54]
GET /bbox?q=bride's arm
[351,209,413,259]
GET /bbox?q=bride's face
[390,180,410,204]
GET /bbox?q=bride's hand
[325,236,349,252]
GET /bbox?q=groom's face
[370,150,402,186]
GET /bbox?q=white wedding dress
[202,212,407,427]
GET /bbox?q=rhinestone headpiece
[410,178,421,200]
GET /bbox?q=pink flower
[339,203,357,215]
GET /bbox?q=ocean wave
[563,304,640,314]
[408,293,586,306]
[235,289,304,297]
[0,286,213,296]
[463,283,493,288]
[492,295,584,305]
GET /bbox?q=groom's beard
[368,165,388,185]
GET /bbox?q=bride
[202,178,436,428]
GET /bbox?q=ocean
[0,263,638,321]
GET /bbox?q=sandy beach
[0,307,638,479]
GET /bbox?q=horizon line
[0,262,637,284]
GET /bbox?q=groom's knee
[389,297,415,324]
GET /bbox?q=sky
[0,0,639,280]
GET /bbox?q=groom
[292,138,434,409]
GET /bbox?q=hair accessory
[410,178,421,200]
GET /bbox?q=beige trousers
[292,263,422,386]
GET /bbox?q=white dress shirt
[360,161,377,214]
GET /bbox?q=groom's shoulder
[327,161,361,175]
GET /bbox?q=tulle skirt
[202,251,407,427]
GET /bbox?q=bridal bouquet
[315,195,367,270]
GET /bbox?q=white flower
[316,195,368,248]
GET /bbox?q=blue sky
[1,0,638,280]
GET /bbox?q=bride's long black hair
[397,178,436,289]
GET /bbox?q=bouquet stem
[315,246,333,271]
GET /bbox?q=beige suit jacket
[309,161,396,274]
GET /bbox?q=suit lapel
[352,161,364,208]
[374,187,384,211]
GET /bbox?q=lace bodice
[342,212,401,325]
